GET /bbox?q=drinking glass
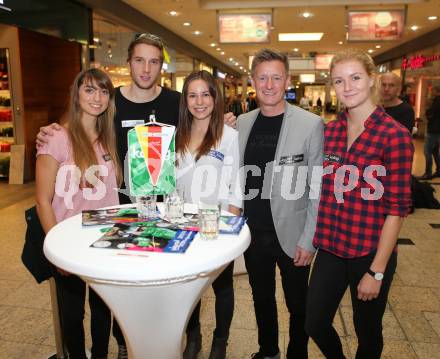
[164,190,184,222]
[198,202,221,240]
[136,195,157,219]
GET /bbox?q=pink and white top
[37,127,119,223]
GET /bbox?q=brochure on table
[83,206,246,254]
[82,207,246,235]
[90,223,196,253]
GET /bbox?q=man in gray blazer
[237,49,324,359]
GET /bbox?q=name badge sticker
[208,150,225,162]
[122,119,145,128]
[324,153,343,164]
[279,154,304,165]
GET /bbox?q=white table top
[44,208,250,285]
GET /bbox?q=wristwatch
[367,269,384,281]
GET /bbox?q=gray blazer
[237,102,324,257]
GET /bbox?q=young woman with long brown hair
[176,70,241,359]
[36,68,122,359]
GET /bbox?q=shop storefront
[0,0,88,182]
[379,43,440,136]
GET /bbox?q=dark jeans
[186,262,235,339]
[423,133,440,175]
[244,228,309,359]
[55,272,111,359]
[305,250,397,359]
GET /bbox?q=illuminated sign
[218,14,271,43]
[216,70,226,79]
[315,54,334,70]
[300,74,315,83]
[348,10,405,41]
[401,54,440,70]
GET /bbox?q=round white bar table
[44,211,250,359]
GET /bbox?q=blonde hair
[68,68,122,186]
[330,48,378,103]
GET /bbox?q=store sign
[347,10,404,41]
[401,54,440,70]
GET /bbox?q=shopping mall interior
[1,0,440,358]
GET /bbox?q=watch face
[374,272,384,281]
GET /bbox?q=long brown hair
[176,70,224,161]
[67,68,122,186]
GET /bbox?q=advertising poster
[219,14,271,43]
[348,10,405,41]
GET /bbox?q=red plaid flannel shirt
[313,106,414,258]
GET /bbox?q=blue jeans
[423,133,440,175]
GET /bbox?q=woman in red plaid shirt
[305,49,413,359]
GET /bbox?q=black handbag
[21,206,53,283]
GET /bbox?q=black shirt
[384,102,415,133]
[114,86,181,202]
[243,112,284,231]
[426,95,440,134]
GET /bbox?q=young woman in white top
[176,70,241,359]
[36,68,122,359]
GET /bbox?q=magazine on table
[90,223,196,253]
[82,208,154,226]
[82,207,247,235]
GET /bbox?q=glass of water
[136,195,157,219]
[198,202,221,240]
[164,190,184,222]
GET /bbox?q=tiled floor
[1,138,440,359]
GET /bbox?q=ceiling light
[93,37,100,42]
[235,62,239,66]
[301,12,312,18]
[368,49,373,54]
[169,11,178,16]
[193,30,201,35]
[428,16,437,21]
[210,43,216,47]
[410,25,419,31]
[229,57,234,61]
[183,22,192,26]
[338,41,343,45]
[293,48,299,52]
[216,48,221,51]
[220,52,225,55]
[375,45,381,49]
[279,33,323,41]
[239,66,243,70]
